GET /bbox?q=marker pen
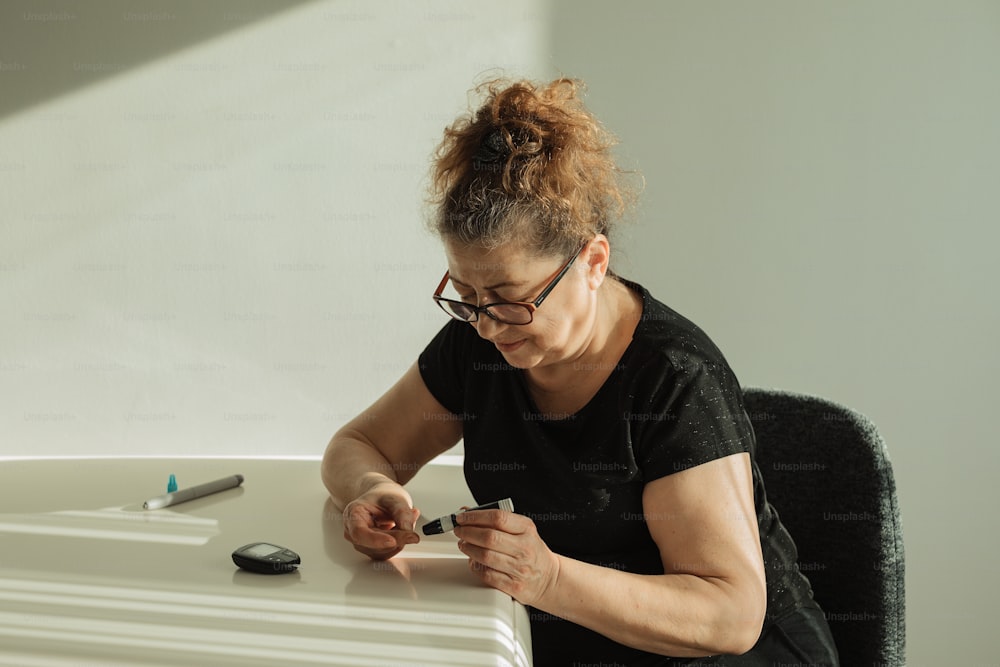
[421,497,515,535]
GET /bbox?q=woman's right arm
[322,361,463,559]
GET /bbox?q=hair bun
[471,128,507,170]
[430,77,636,254]
[472,124,539,173]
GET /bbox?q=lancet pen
[422,497,515,535]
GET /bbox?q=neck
[525,278,639,395]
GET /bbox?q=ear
[582,235,611,291]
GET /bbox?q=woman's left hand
[453,509,561,607]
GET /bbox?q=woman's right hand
[342,482,421,560]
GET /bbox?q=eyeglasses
[433,245,584,325]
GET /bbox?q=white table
[0,457,532,666]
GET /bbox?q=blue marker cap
[167,474,178,493]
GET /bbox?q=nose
[472,313,507,341]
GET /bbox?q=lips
[495,339,525,353]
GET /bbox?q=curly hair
[428,77,636,257]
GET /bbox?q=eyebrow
[448,275,527,292]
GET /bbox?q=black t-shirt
[418,279,816,666]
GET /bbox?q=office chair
[742,387,905,667]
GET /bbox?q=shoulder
[617,280,754,475]
[619,278,733,377]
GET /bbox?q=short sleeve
[418,320,469,417]
[631,357,755,482]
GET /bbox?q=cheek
[548,288,592,328]
[529,308,580,346]
[523,286,593,347]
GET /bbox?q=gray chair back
[743,387,905,667]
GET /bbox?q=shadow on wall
[0,0,318,121]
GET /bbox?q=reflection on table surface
[0,457,531,666]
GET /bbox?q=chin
[499,352,536,369]
[495,342,536,369]
[498,344,556,371]
[494,331,567,369]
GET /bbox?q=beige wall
[0,0,550,457]
[550,1,999,664]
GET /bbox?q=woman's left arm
[453,452,767,658]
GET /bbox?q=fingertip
[396,508,420,533]
[360,527,395,548]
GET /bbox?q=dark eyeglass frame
[433,244,585,325]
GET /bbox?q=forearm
[538,556,764,657]
[321,432,406,507]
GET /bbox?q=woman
[322,78,839,666]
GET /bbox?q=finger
[344,500,386,525]
[462,545,516,593]
[343,503,386,533]
[391,505,421,533]
[357,523,421,548]
[357,525,422,558]
[455,508,526,533]
[454,525,523,561]
[346,524,418,556]
[344,521,397,551]
[377,504,420,544]
[457,537,515,571]
[375,495,419,532]
[344,505,408,549]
